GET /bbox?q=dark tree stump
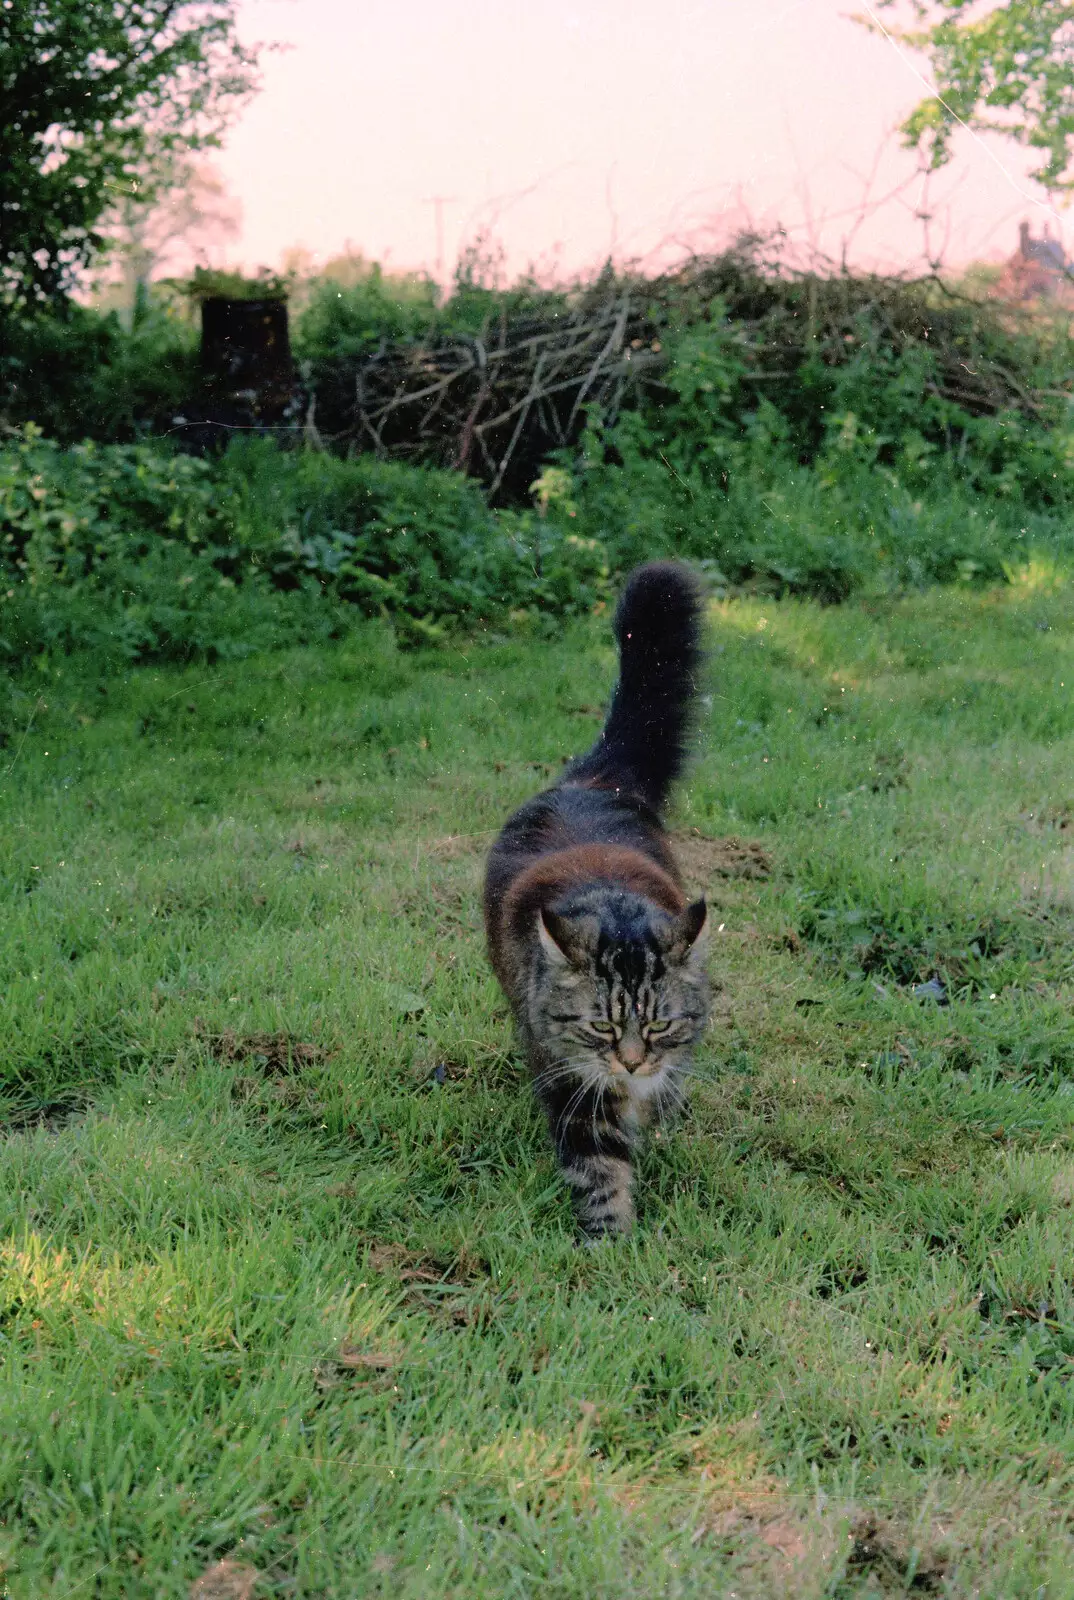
[175,295,303,451]
[200,297,293,391]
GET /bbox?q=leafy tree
[870,2,1074,189]
[1,1,258,309]
[98,158,241,328]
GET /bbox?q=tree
[98,158,241,327]
[1,1,258,310]
[869,2,1074,190]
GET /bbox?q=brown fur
[486,836,686,1002]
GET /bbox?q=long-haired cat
[484,562,709,1237]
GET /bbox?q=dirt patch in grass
[0,1098,87,1135]
[671,831,773,888]
[313,1341,399,1393]
[1019,803,1074,835]
[694,1502,947,1593]
[695,1501,820,1567]
[842,1515,948,1593]
[366,1240,486,1285]
[189,1560,261,1600]
[363,1240,503,1328]
[195,1025,328,1074]
[194,1026,334,1123]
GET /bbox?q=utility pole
[422,195,459,283]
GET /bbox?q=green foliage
[0,433,610,667]
[444,237,572,335]
[0,304,118,441]
[10,242,1074,666]
[629,267,1074,507]
[6,241,1074,529]
[2,1,258,310]
[0,430,304,666]
[295,240,1074,528]
[220,439,610,631]
[0,300,198,443]
[5,414,1074,675]
[294,246,573,445]
[182,266,292,302]
[568,412,1061,601]
[548,275,1074,596]
[296,265,439,359]
[562,345,1074,600]
[294,266,442,432]
[869,1,1074,188]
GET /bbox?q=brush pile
[305,237,1067,503]
[306,273,665,501]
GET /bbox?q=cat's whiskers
[554,1076,598,1145]
[530,1050,600,1096]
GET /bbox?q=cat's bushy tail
[563,561,705,812]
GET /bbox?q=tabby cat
[484,562,709,1236]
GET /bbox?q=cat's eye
[645,1020,672,1035]
[589,1020,616,1037]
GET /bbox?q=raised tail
[563,561,705,812]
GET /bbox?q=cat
[484,562,709,1237]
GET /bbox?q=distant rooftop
[1019,220,1065,272]
[995,221,1073,305]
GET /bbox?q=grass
[2,574,1074,1597]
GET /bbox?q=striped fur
[484,563,709,1237]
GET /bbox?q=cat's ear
[537,908,573,966]
[670,897,708,960]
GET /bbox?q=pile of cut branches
[304,238,1068,503]
[652,242,1053,417]
[307,277,666,501]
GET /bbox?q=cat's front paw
[565,1154,635,1238]
[580,1219,633,1247]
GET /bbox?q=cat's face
[531,894,709,1102]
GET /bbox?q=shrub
[0,432,611,668]
[0,429,294,665]
[565,409,1069,598]
[0,302,197,443]
[8,240,1074,527]
[291,239,1074,513]
[218,439,608,627]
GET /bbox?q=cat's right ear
[669,897,709,960]
[537,908,572,966]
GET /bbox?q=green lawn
[3,576,1074,1597]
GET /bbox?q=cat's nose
[616,1039,646,1071]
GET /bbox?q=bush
[0,432,611,668]
[0,429,305,665]
[564,406,1071,599]
[7,242,1074,526]
[218,439,608,627]
[291,240,1074,512]
[0,302,197,443]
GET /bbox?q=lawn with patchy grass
[3,577,1074,1597]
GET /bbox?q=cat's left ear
[669,897,708,960]
[537,907,573,966]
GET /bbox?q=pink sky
[214,0,1066,284]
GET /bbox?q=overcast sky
[212,0,1065,283]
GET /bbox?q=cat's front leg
[565,1150,635,1238]
[542,1081,636,1237]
